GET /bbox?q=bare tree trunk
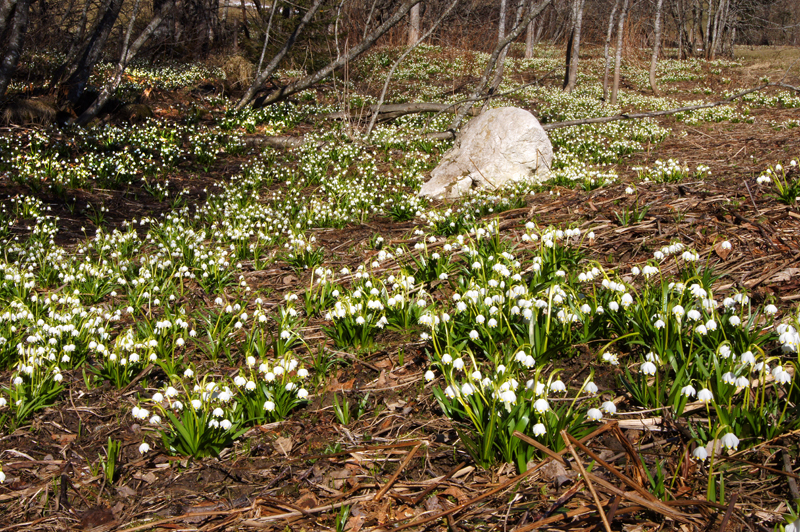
[711,0,728,59]
[524,15,534,58]
[450,0,553,130]
[676,0,684,59]
[237,0,326,109]
[239,0,249,38]
[564,0,584,93]
[75,0,176,125]
[408,3,420,44]
[705,0,713,58]
[237,0,426,110]
[710,0,720,58]
[485,0,509,107]
[367,0,459,137]
[610,0,629,105]
[63,0,125,103]
[0,0,18,37]
[602,0,619,101]
[257,0,279,73]
[0,0,29,98]
[649,0,664,96]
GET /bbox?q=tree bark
[649,0,664,96]
[74,0,176,124]
[675,0,684,59]
[524,14,534,58]
[367,0,460,137]
[236,0,326,109]
[0,0,29,98]
[610,0,629,105]
[257,0,280,74]
[450,0,553,130]
[237,0,427,110]
[602,0,619,101]
[484,0,509,108]
[63,0,125,103]
[0,0,18,38]
[564,0,584,93]
[705,0,713,58]
[711,0,728,59]
[408,2,420,45]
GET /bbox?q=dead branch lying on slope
[324,102,480,122]
[246,82,800,148]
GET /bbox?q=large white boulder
[419,107,553,199]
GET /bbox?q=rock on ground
[420,107,553,199]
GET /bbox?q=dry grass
[1,98,58,125]
[735,45,800,74]
[209,53,255,88]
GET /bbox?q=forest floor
[0,44,799,531]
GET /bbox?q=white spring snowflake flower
[601,401,617,414]
[692,446,708,461]
[587,408,603,421]
[533,398,550,413]
[697,388,714,403]
[721,432,739,450]
[640,361,657,376]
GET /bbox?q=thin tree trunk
[705,0,713,58]
[564,0,584,93]
[676,0,684,59]
[525,16,534,58]
[63,0,125,102]
[256,0,279,74]
[408,3,420,44]
[237,0,326,109]
[649,0,664,96]
[710,0,720,59]
[0,0,29,98]
[239,0,248,38]
[367,0,459,138]
[712,0,728,59]
[484,0,508,108]
[237,0,426,110]
[361,0,379,41]
[75,0,176,124]
[450,0,553,130]
[602,0,620,101]
[610,0,629,105]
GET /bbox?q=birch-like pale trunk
[257,0,280,74]
[649,0,664,96]
[487,0,509,98]
[524,16,534,58]
[408,3,420,44]
[602,0,620,101]
[712,0,728,59]
[610,0,629,105]
[450,0,553,130]
[367,0,459,138]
